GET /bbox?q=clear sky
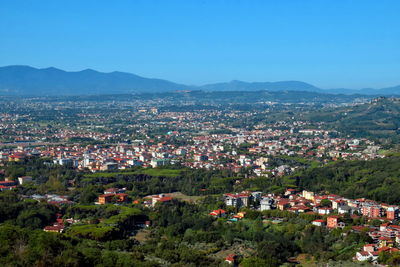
[1,0,399,88]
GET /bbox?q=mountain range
[0,65,399,96]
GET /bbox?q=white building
[18,176,32,185]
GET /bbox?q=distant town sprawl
[0,95,387,176]
[2,94,400,266]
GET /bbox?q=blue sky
[1,0,399,88]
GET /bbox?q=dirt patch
[135,229,150,243]
[295,253,317,267]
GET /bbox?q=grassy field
[168,192,205,203]
[140,168,181,177]
[84,168,182,178]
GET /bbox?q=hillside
[199,80,321,92]
[290,155,400,204]
[304,98,400,141]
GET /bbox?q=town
[2,1,400,265]
[0,96,399,266]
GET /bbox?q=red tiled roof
[378,246,399,253]
[225,254,237,262]
[158,197,172,202]
[358,251,369,256]
[211,209,226,214]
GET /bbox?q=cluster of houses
[142,193,173,207]
[223,189,399,221]
[355,223,400,263]
[43,213,65,233]
[0,125,383,177]
[209,208,247,222]
[30,193,72,205]
[0,176,32,191]
[221,189,400,263]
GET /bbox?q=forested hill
[292,155,400,204]
[304,97,400,142]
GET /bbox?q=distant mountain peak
[80,68,97,72]
[0,65,188,95]
[0,65,399,96]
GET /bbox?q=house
[150,159,171,168]
[18,176,32,185]
[317,207,333,215]
[380,223,389,232]
[148,194,173,207]
[98,194,114,205]
[100,162,118,171]
[338,205,356,214]
[312,219,326,227]
[378,246,399,254]
[8,152,26,162]
[0,180,18,191]
[260,197,274,211]
[313,196,327,205]
[387,206,399,220]
[378,236,394,248]
[284,188,297,196]
[44,215,65,233]
[363,244,376,253]
[104,187,126,195]
[209,209,227,217]
[327,215,340,229]
[225,254,237,265]
[332,199,346,210]
[194,154,208,161]
[276,199,290,210]
[357,246,399,263]
[0,180,18,187]
[98,193,128,204]
[224,193,251,208]
[251,191,262,201]
[233,212,246,219]
[288,204,311,214]
[43,225,64,233]
[355,251,378,262]
[156,196,173,205]
[361,205,383,218]
[302,190,314,201]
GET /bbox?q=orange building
[327,215,340,229]
[115,193,128,202]
[98,193,128,204]
[387,207,399,220]
[98,194,114,205]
